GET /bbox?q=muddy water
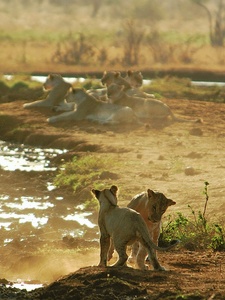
[0,141,97,246]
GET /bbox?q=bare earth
[0,93,225,299]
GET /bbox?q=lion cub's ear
[147,189,155,198]
[91,189,100,199]
[168,199,176,206]
[104,185,117,206]
[110,185,118,196]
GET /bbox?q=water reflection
[0,195,96,231]
[31,75,86,84]
[0,141,97,250]
[64,212,96,228]
[0,211,49,229]
[0,141,67,171]
[6,196,54,210]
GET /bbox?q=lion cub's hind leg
[111,240,128,267]
[128,241,139,264]
[136,243,165,271]
[107,239,114,262]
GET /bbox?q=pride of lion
[92,185,179,271]
[23,70,201,125]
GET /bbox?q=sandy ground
[0,92,225,299]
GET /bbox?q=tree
[192,0,225,46]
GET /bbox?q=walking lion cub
[127,189,176,263]
[92,185,179,271]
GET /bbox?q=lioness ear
[49,74,54,80]
[115,72,121,78]
[147,189,155,198]
[127,70,133,76]
[168,199,176,206]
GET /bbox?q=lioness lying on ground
[101,70,155,98]
[107,83,201,123]
[92,185,179,271]
[107,188,176,265]
[101,71,132,89]
[47,88,137,124]
[85,70,133,101]
[23,74,72,109]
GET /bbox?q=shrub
[160,182,225,251]
[54,155,116,193]
[51,33,95,65]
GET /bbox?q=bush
[54,155,116,193]
[160,182,225,251]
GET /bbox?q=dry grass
[0,1,225,74]
[1,42,225,75]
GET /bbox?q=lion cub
[127,189,176,263]
[92,185,178,271]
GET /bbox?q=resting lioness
[92,185,179,271]
[101,71,132,89]
[23,74,72,109]
[107,83,201,123]
[47,88,137,124]
[101,70,155,98]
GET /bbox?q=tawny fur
[92,185,179,271]
[23,74,72,109]
[47,88,137,124]
[101,70,155,99]
[107,83,201,123]
[127,189,176,263]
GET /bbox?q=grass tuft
[160,182,225,251]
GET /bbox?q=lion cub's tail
[136,215,180,251]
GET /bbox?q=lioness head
[147,189,176,223]
[43,73,64,91]
[92,185,118,206]
[126,70,143,88]
[107,83,124,102]
[101,71,121,87]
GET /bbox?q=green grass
[145,76,225,102]
[0,74,41,89]
[54,155,119,210]
[54,154,117,193]
[160,182,225,251]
